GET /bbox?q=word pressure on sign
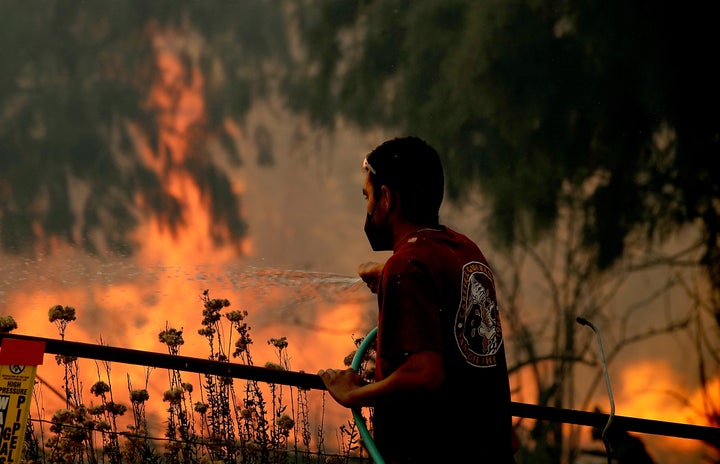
[0,382,28,396]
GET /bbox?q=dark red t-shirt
[373,226,514,463]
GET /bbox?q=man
[318,136,515,463]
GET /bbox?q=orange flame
[1,30,367,450]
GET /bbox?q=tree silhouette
[283,0,720,314]
[478,184,693,463]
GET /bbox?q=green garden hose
[350,326,385,464]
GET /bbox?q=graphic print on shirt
[455,261,503,367]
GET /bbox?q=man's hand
[358,261,384,294]
[317,368,364,408]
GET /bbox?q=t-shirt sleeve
[379,258,443,367]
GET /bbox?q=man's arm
[318,350,443,408]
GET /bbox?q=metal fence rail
[1,333,718,444]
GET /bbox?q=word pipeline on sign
[0,338,45,464]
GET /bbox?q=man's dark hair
[366,136,444,226]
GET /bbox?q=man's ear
[380,185,396,212]
[380,185,391,209]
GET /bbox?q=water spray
[350,326,385,464]
[576,316,615,464]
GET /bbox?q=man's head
[364,136,444,226]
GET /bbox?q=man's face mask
[362,156,393,251]
[364,200,393,251]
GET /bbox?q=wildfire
[0,30,371,455]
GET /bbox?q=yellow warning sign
[0,338,45,464]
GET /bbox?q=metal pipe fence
[1,332,718,444]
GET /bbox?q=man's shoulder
[388,226,487,270]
